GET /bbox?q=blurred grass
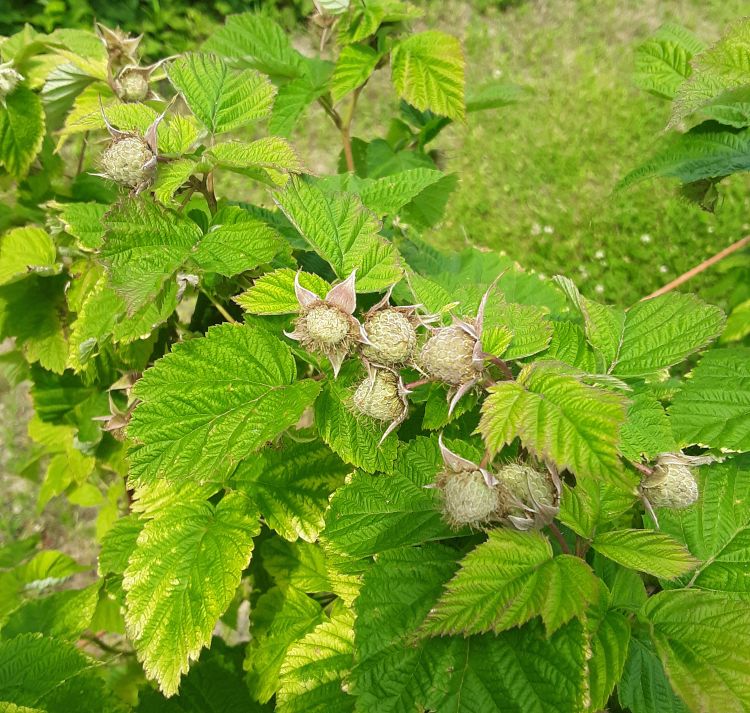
[301,0,750,308]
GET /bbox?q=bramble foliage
[0,3,749,712]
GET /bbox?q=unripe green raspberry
[418,326,477,385]
[0,63,23,102]
[100,135,155,188]
[352,370,404,422]
[498,463,555,509]
[438,469,505,529]
[362,309,417,365]
[644,463,698,509]
[117,69,149,102]
[299,304,352,347]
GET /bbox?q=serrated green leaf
[391,31,465,121]
[167,53,275,134]
[0,634,121,713]
[587,593,631,712]
[98,513,143,576]
[314,376,398,474]
[234,440,348,542]
[245,586,324,703]
[466,81,525,112]
[277,609,355,713]
[482,297,553,359]
[618,630,689,713]
[191,205,285,275]
[634,36,694,100]
[592,529,697,579]
[203,12,308,79]
[421,383,478,430]
[426,530,600,636]
[0,227,57,285]
[322,436,454,558]
[274,178,402,292]
[338,0,422,44]
[642,589,750,713]
[235,268,331,315]
[124,493,259,696]
[540,321,600,371]
[0,276,67,373]
[153,159,197,205]
[55,202,108,249]
[670,18,750,128]
[619,389,676,461]
[1,582,99,640]
[479,361,627,482]
[262,538,332,594]
[656,458,750,592]
[331,44,381,103]
[207,137,302,185]
[128,324,320,486]
[101,200,201,314]
[669,347,750,451]
[619,123,750,190]
[269,77,322,136]
[0,86,44,178]
[610,293,724,377]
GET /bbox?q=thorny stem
[201,288,237,325]
[630,461,653,477]
[548,522,571,555]
[479,450,492,469]
[203,173,218,213]
[575,536,591,559]
[640,234,750,301]
[76,132,89,175]
[341,85,364,173]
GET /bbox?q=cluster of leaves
[0,3,749,713]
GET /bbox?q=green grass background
[299,0,750,307]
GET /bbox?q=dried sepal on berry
[0,60,23,107]
[432,435,521,530]
[95,102,163,193]
[641,453,710,513]
[95,22,142,75]
[285,270,368,377]
[418,283,495,414]
[351,368,409,443]
[497,461,560,529]
[92,372,141,442]
[360,286,436,368]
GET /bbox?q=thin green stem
[201,288,237,325]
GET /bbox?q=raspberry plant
[1,5,750,713]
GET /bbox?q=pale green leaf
[466,81,525,112]
[277,609,355,713]
[425,530,600,636]
[124,493,259,696]
[1,583,99,640]
[274,178,402,292]
[642,589,750,713]
[634,24,701,100]
[0,86,44,178]
[235,268,331,315]
[98,513,143,576]
[656,458,750,592]
[314,376,399,474]
[0,227,57,285]
[539,321,600,371]
[670,18,750,128]
[618,631,689,713]
[592,529,697,579]
[269,75,326,137]
[234,440,348,542]
[331,44,381,102]
[167,53,276,134]
[191,205,285,276]
[245,586,324,703]
[262,538,332,594]
[391,31,465,120]
[482,297,553,359]
[338,1,422,44]
[153,159,197,205]
[128,323,320,486]
[208,138,302,185]
[669,347,750,451]
[611,292,724,377]
[55,202,108,249]
[203,12,308,79]
[100,200,201,314]
[479,361,627,482]
[619,389,676,461]
[619,123,750,190]
[322,436,454,558]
